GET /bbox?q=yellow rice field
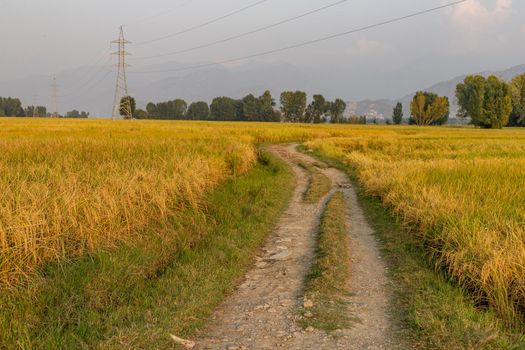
[1,118,524,327]
[305,127,525,325]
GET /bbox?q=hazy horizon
[1,0,524,114]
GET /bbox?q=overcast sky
[1,0,524,101]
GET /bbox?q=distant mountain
[1,61,524,119]
[133,62,320,108]
[347,64,525,120]
[0,61,323,117]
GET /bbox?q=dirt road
[195,144,407,349]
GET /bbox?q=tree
[483,76,512,129]
[145,99,187,120]
[310,94,328,124]
[409,91,449,126]
[329,98,346,124]
[120,96,136,119]
[280,91,307,123]
[134,109,149,119]
[146,102,158,118]
[240,91,279,122]
[456,75,512,128]
[25,106,47,118]
[242,94,259,121]
[258,90,279,122]
[0,97,24,116]
[509,74,525,126]
[303,105,314,123]
[65,110,89,118]
[210,97,241,121]
[392,102,403,125]
[186,101,210,120]
[170,99,187,120]
[456,75,486,126]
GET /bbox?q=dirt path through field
[195,144,407,349]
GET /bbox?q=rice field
[305,127,525,326]
[0,118,343,285]
[0,119,260,285]
[1,118,524,330]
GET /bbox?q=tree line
[0,96,89,118]
[391,73,525,129]
[123,90,352,123]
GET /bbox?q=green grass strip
[299,161,332,204]
[0,150,294,350]
[299,191,353,331]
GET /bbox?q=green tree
[310,94,328,124]
[65,110,89,118]
[509,74,525,126]
[240,91,279,122]
[456,75,512,128]
[456,75,486,126]
[483,76,512,129]
[119,96,136,119]
[0,97,24,116]
[210,97,240,121]
[409,91,449,126]
[186,101,209,120]
[145,99,187,120]
[25,106,47,117]
[133,109,149,119]
[170,99,187,120]
[392,102,403,125]
[329,98,346,124]
[242,94,259,121]
[303,105,314,123]
[280,91,307,123]
[146,102,159,118]
[258,90,279,122]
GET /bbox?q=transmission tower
[51,76,59,117]
[111,26,132,120]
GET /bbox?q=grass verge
[298,161,332,204]
[299,192,353,331]
[304,149,525,350]
[0,149,294,350]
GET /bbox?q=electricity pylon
[111,26,132,120]
[51,76,59,117]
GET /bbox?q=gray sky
[1,0,524,102]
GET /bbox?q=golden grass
[0,119,258,285]
[2,118,525,329]
[0,118,347,285]
[305,127,525,326]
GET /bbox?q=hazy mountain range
[347,64,525,121]
[0,61,524,119]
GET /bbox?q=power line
[64,68,114,102]
[62,47,112,91]
[134,0,350,61]
[61,56,113,98]
[133,0,271,46]
[65,68,114,106]
[130,0,467,75]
